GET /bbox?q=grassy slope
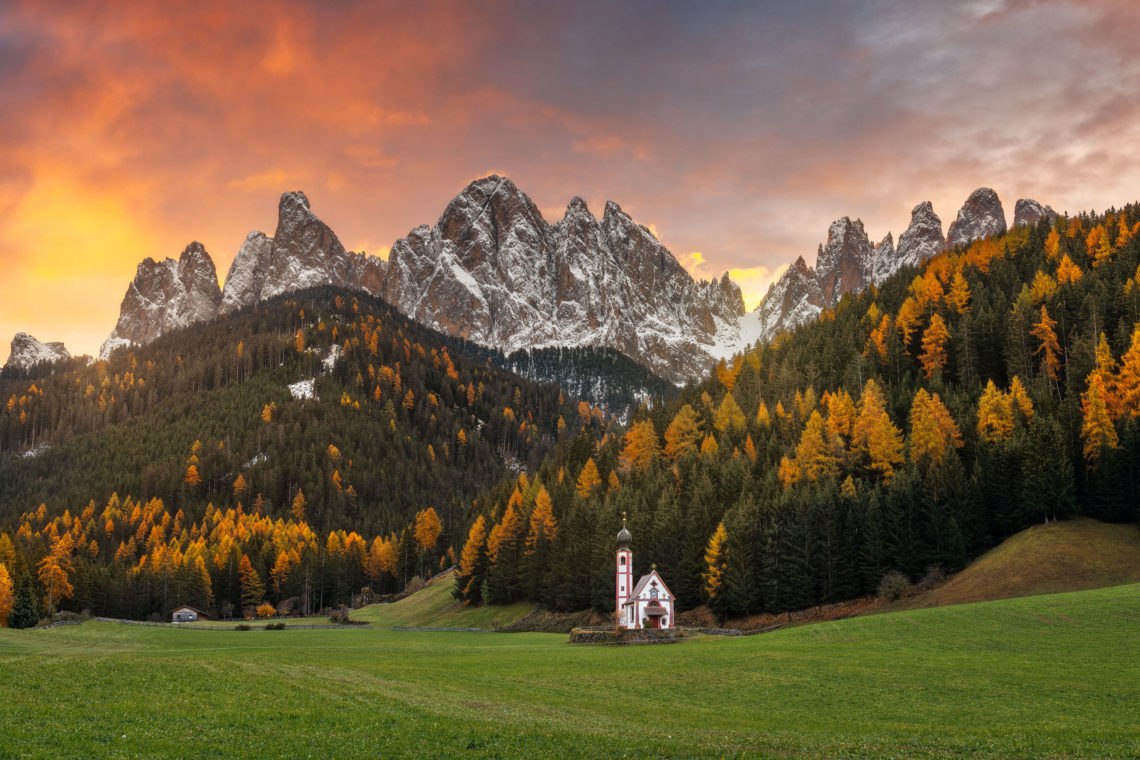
[2,584,1139,759]
[353,572,535,630]
[920,518,1140,608]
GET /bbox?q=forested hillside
[453,205,1140,618]
[0,287,607,621]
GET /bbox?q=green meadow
[2,584,1139,759]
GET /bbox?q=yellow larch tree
[525,487,558,553]
[919,314,950,379]
[619,419,659,475]
[702,523,728,600]
[852,379,904,482]
[947,270,971,313]
[1055,254,1082,286]
[38,533,75,616]
[0,563,12,627]
[864,314,892,364]
[184,464,201,487]
[908,389,962,467]
[778,456,800,488]
[290,489,306,521]
[1081,373,1119,463]
[1008,376,1034,421]
[1029,306,1062,384]
[413,507,442,553]
[700,434,720,457]
[976,380,1014,442]
[713,392,746,433]
[896,296,923,345]
[794,410,839,481]
[270,551,291,596]
[576,458,602,499]
[1116,326,1140,418]
[664,404,703,460]
[457,515,488,601]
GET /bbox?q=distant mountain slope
[501,346,677,420]
[1,287,605,538]
[732,188,1054,348]
[97,178,744,385]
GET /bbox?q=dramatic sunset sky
[2,0,1139,361]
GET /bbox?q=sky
[2,0,1139,361]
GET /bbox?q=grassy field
[352,573,535,629]
[2,583,1138,758]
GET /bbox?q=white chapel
[615,515,675,630]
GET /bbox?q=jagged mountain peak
[380,177,741,383]
[1013,198,1056,227]
[896,201,945,269]
[100,242,223,359]
[5,332,71,371]
[946,187,1006,249]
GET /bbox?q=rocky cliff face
[896,201,945,268]
[1013,198,1056,227]
[5,333,71,371]
[220,192,363,314]
[946,188,1006,249]
[735,188,1043,347]
[735,206,943,347]
[99,180,742,382]
[100,242,223,359]
[380,176,743,383]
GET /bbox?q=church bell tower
[616,513,633,628]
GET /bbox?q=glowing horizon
[2,0,1139,360]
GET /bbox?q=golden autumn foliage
[976,380,1014,442]
[664,404,703,460]
[822,389,856,443]
[37,533,75,615]
[619,420,659,475]
[864,314,892,363]
[576,458,602,499]
[1117,327,1140,418]
[1081,373,1119,463]
[778,456,799,488]
[947,270,971,313]
[1056,254,1082,285]
[896,297,922,344]
[793,411,839,481]
[713,392,746,433]
[255,602,276,618]
[0,563,12,627]
[457,515,487,602]
[702,522,727,600]
[1027,271,1058,303]
[184,464,201,487]
[525,487,558,553]
[1030,306,1062,383]
[1008,376,1034,420]
[700,434,720,457]
[908,389,962,467]
[919,314,950,379]
[413,507,442,553]
[852,380,904,482]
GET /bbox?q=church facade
[615,516,675,629]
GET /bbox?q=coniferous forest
[2,206,1140,626]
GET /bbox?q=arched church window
[619,556,626,565]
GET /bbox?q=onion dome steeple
[616,512,632,548]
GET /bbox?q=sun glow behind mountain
[2,0,1139,360]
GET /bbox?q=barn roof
[171,605,210,617]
